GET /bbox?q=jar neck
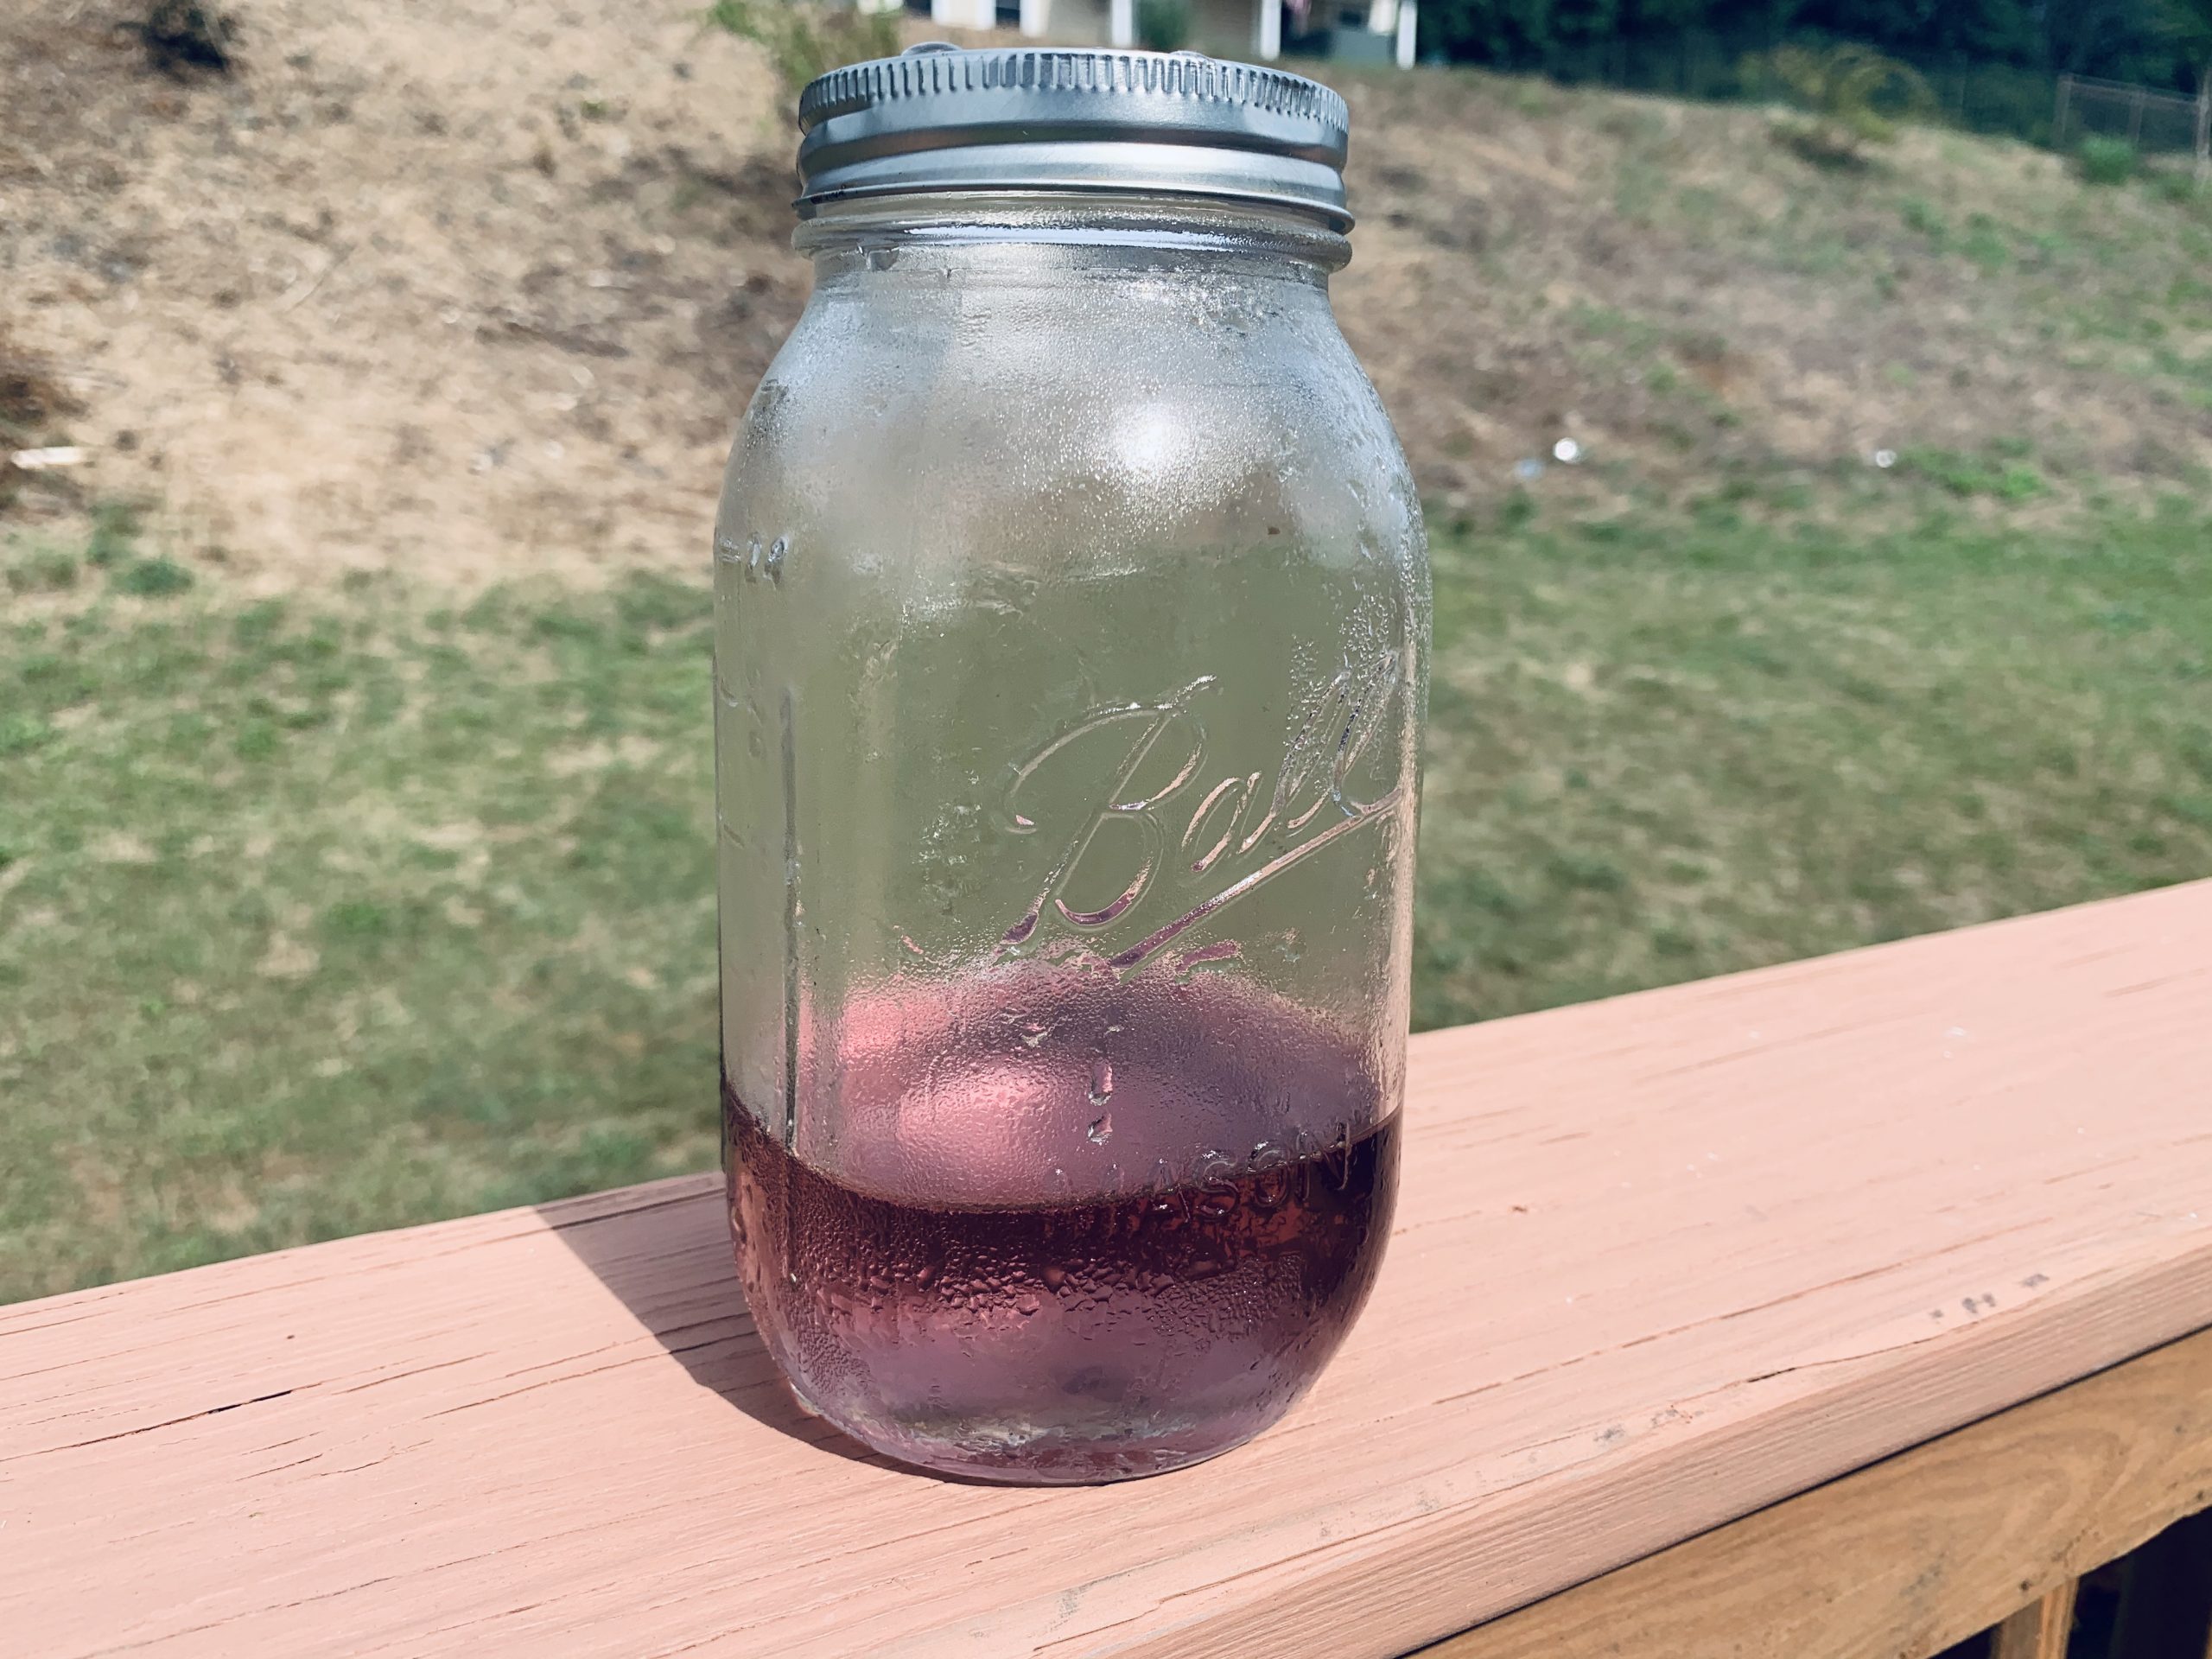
[791,192,1351,280]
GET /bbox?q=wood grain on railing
[1424,1325,2212,1658]
[5,882,2211,1658]
[1992,1584,2079,1659]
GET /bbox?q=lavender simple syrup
[723,978,1399,1483]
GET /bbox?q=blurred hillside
[5,0,2209,588]
[3,0,797,587]
[3,3,2211,1298]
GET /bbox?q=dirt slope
[1337,70,2210,517]
[3,3,2208,588]
[3,0,805,586]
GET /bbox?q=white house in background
[863,0,1419,72]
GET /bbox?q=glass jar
[715,46,1429,1484]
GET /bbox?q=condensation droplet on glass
[1088,1112,1114,1146]
[1552,437,1583,464]
[1088,1058,1115,1108]
[1019,1019,1052,1048]
[763,536,788,582]
[1149,1159,1182,1211]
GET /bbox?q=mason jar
[715,44,1430,1484]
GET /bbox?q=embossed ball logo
[999,653,1408,971]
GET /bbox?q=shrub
[1751,42,1933,168]
[115,556,195,598]
[1136,0,1191,52]
[136,0,239,77]
[704,0,902,110]
[2077,136,2139,188]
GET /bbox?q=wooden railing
[8,881,2211,1656]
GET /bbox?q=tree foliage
[2156,0,2212,57]
[2153,0,2212,181]
[1421,0,2206,98]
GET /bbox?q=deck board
[1421,1326,2212,1658]
[6,882,2212,1657]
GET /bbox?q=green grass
[0,574,721,1299]
[1413,495,2212,1026]
[1901,445,2049,502]
[4,494,2212,1300]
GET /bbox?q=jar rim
[790,192,1354,270]
[795,46,1353,233]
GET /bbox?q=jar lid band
[795,45,1353,230]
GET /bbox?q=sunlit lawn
[3,485,2210,1300]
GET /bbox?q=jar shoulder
[719,273,1425,580]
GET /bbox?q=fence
[2052,73,2209,157]
[1510,28,2199,156]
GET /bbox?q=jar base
[721,982,1402,1487]
[787,1378,1273,1484]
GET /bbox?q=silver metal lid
[795,45,1352,229]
